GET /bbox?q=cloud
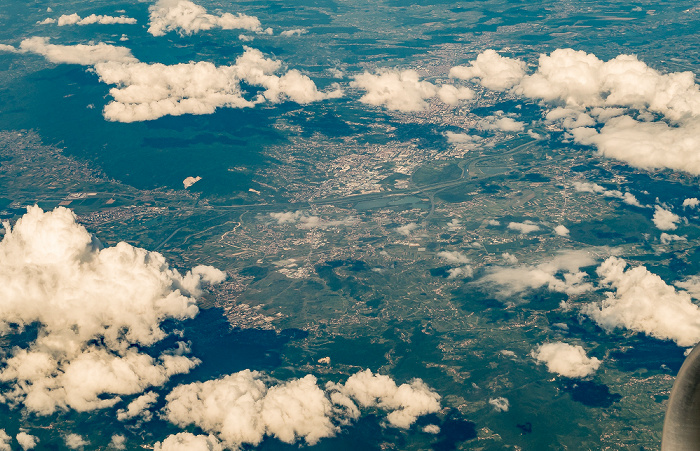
[92,47,341,122]
[269,211,355,229]
[436,84,474,105]
[64,434,88,450]
[280,28,308,37]
[351,69,472,111]
[0,431,9,451]
[116,391,158,422]
[17,37,137,65]
[449,49,527,90]
[326,369,441,429]
[683,198,700,208]
[148,0,264,36]
[572,181,644,207]
[445,132,481,144]
[437,251,469,264]
[531,342,600,378]
[183,176,201,189]
[488,397,509,412]
[163,369,440,448]
[351,70,437,112]
[109,435,126,450]
[652,205,680,230]
[554,225,570,236]
[447,266,474,279]
[0,206,225,415]
[477,250,596,300]
[456,48,700,175]
[660,233,687,245]
[480,116,525,132]
[507,221,540,234]
[155,433,222,451]
[54,13,137,26]
[572,116,700,175]
[16,432,38,450]
[582,257,700,346]
[396,222,418,236]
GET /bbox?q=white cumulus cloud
[507,221,540,234]
[16,432,38,450]
[162,369,440,448]
[56,13,137,26]
[449,49,527,90]
[0,206,225,415]
[531,342,601,378]
[92,47,341,122]
[17,37,137,65]
[148,0,264,36]
[582,257,700,347]
[652,205,681,230]
[488,397,509,412]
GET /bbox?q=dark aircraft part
[662,344,700,450]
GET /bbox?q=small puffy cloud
[660,233,687,245]
[488,397,509,412]
[572,181,643,207]
[155,433,222,451]
[183,176,201,188]
[554,225,570,236]
[501,253,518,264]
[447,266,474,279]
[64,434,88,450]
[437,250,469,264]
[56,13,137,26]
[351,70,437,112]
[445,131,481,144]
[422,424,440,434]
[449,49,527,90]
[507,221,540,234]
[109,435,126,450]
[480,116,525,132]
[683,198,700,208]
[18,37,136,65]
[117,391,159,422]
[280,28,307,37]
[582,257,700,346]
[148,0,263,36]
[652,205,680,230]
[531,342,601,378]
[436,84,474,105]
[0,206,225,415]
[16,432,38,450]
[269,211,354,229]
[93,47,341,122]
[396,222,418,236]
[478,250,596,299]
[270,211,303,224]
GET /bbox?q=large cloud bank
[582,257,700,347]
[531,342,601,378]
[0,206,225,415]
[148,0,264,37]
[452,48,700,174]
[351,69,473,112]
[159,369,440,449]
[93,47,342,122]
